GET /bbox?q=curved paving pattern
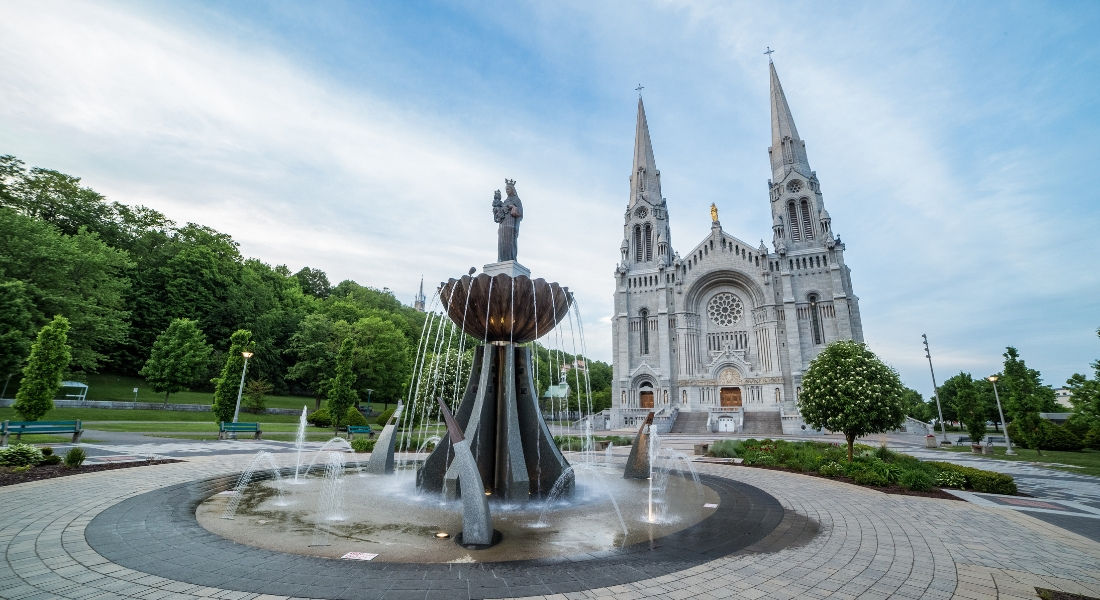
[1,453,1099,599]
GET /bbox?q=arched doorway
[639,382,654,409]
[720,387,742,407]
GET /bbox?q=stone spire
[768,61,811,179]
[629,97,662,207]
[414,275,426,312]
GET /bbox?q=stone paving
[1,439,1099,599]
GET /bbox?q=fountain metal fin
[363,403,403,474]
[437,397,496,548]
[624,412,655,479]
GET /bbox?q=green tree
[0,280,35,392]
[348,315,411,404]
[798,340,906,460]
[13,316,71,421]
[286,313,343,406]
[1002,346,1054,455]
[950,373,987,444]
[327,338,358,429]
[294,266,332,298]
[211,330,254,424]
[1066,328,1100,423]
[139,318,213,407]
[243,379,274,412]
[898,387,931,422]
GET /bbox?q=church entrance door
[639,391,654,409]
[720,387,742,407]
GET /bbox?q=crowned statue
[493,179,524,262]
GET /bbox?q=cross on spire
[764,46,775,62]
[635,83,644,96]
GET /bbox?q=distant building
[610,60,864,434]
[1055,387,1073,410]
[413,276,426,312]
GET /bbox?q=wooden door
[720,387,742,407]
[639,391,654,409]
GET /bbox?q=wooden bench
[218,422,262,440]
[1,420,83,446]
[346,425,374,440]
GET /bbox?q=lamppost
[922,333,948,443]
[230,351,254,439]
[987,375,1016,455]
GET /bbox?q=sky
[1,0,1098,399]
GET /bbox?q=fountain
[417,179,573,502]
[292,406,307,483]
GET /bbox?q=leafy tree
[949,373,987,444]
[243,379,274,412]
[13,316,71,421]
[348,315,411,404]
[0,207,132,372]
[898,387,931,422]
[294,266,331,298]
[1002,346,1053,455]
[139,318,213,406]
[286,313,343,406]
[211,330,254,424]
[798,340,906,460]
[327,338,358,429]
[1066,328,1100,423]
[0,280,35,390]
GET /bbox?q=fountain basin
[197,464,717,563]
[439,273,571,342]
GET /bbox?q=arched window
[644,223,653,262]
[800,199,815,239]
[633,225,642,262]
[639,308,650,355]
[808,294,823,345]
[787,201,801,241]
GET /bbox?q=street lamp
[987,375,1016,455]
[230,351,254,439]
[922,333,948,443]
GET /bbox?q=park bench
[218,422,262,440]
[1,420,83,446]
[346,425,374,440]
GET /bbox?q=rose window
[707,293,744,326]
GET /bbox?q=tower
[609,59,865,434]
[413,275,426,312]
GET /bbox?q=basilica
[609,61,864,434]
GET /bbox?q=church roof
[769,61,800,146]
[630,97,662,207]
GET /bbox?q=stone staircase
[669,411,710,434]
[741,411,783,436]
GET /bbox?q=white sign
[341,552,379,561]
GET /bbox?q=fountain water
[315,452,346,522]
[303,437,352,475]
[221,451,288,520]
[292,406,308,483]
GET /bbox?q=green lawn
[936,445,1100,477]
[83,421,334,433]
[146,432,351,442]
[0,407,303,424]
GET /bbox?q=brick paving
[1,445,1099,599]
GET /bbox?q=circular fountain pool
[196,462,719,563]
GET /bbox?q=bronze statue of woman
[493,179,523,262]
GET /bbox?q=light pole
[922,333,948,443]
[230,351,254,439]
[987,375,1015,455]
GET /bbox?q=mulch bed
[723,462,965,501]
[0,459,183,487]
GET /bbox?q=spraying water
[292,406,308,483]
[221,451,287,520]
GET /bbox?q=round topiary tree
[13,315,71,421]
[799,340,906,461]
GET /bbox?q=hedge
[927,461,1017,495]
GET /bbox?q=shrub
[40,446,54,456]
[819,461,847,477]
[744,453,776,467]
[1084,426,1100,450]
[851,467,888,487]
[708,440,740,458]
[307,407,331,428]
[1041,423,1083,451]
[867,459,903,484]
[344,407,369,427]
[0,443,45,467]
[11,464,33,474]
[63,447,86,468]
[934,470,966,488]
[243,379,273,412]
[928,461,1017,494]
[375,407,396,425]
[351,438,376,453]
[899,469,933,491]
[40,454,62,466]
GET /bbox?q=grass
[0,407,303,424]
[148,432,349,442]
[79,421,333,433]
[936,445,1100,477]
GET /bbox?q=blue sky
[1,0,1098,398]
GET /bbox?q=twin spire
[629,97,662,208]
[768,61,811,178]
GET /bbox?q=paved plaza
[1,434,1099,599]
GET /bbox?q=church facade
[610,62,864,433]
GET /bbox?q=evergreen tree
[799,340,906,460]
[13,315,71,421]
[1002,346,1053,455]
[326,338,358,429]
[211,329,253,424]
[139,318,213,406]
